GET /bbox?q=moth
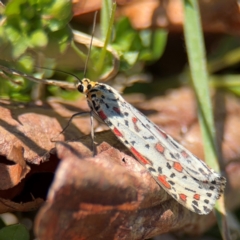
[76,78,226,215]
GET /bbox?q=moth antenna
[83,11,98,79]
[34,66,80,82]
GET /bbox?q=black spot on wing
[148,167,156,173]
[204,199,209,204]
[170,173,176,178]
[143,135,155,140]
[172,193,177,199]
[192,205,201,214]
[184,187,195,193]
[131,141,136,146]
[192,200,198,206]
[168,180,175,185]
[203,206,211,214]
[170,139,179,149]
[192,177,199,182]
[169,152,176,159]
[206,192,212,197]
[186,167,199,175]
[166,163,171,169]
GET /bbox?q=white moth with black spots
[78,78,226,215]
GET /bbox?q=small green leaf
[47,19,62,32]
[0,224,30,240]
[12,39,29,58]
[18,55,34,72]
[139,50,153,61]
[5,25,21,43]
[4,0,23,15]
[44,0,72,30]
[47,27,72,54]
[122,51,139,65]
[113,32,137,52]
[0,218,5,229]
[151,30,168,60]
[30,29,48,47]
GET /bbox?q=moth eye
[77,84,84,93]
[87,84,92,90]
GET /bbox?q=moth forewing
[77,78,226,215]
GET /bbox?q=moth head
[77,78,97,94]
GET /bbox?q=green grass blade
[182,0,229,238]
[101,0,112,39]
[183,0,216,167]
[95,1,116,78]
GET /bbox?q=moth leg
[90,111,96,156]
[60,111,96,155]
[60,111,91,135]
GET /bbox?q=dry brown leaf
[116,0,240,34]
[72,0,240,34]
[0,98,84,212]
